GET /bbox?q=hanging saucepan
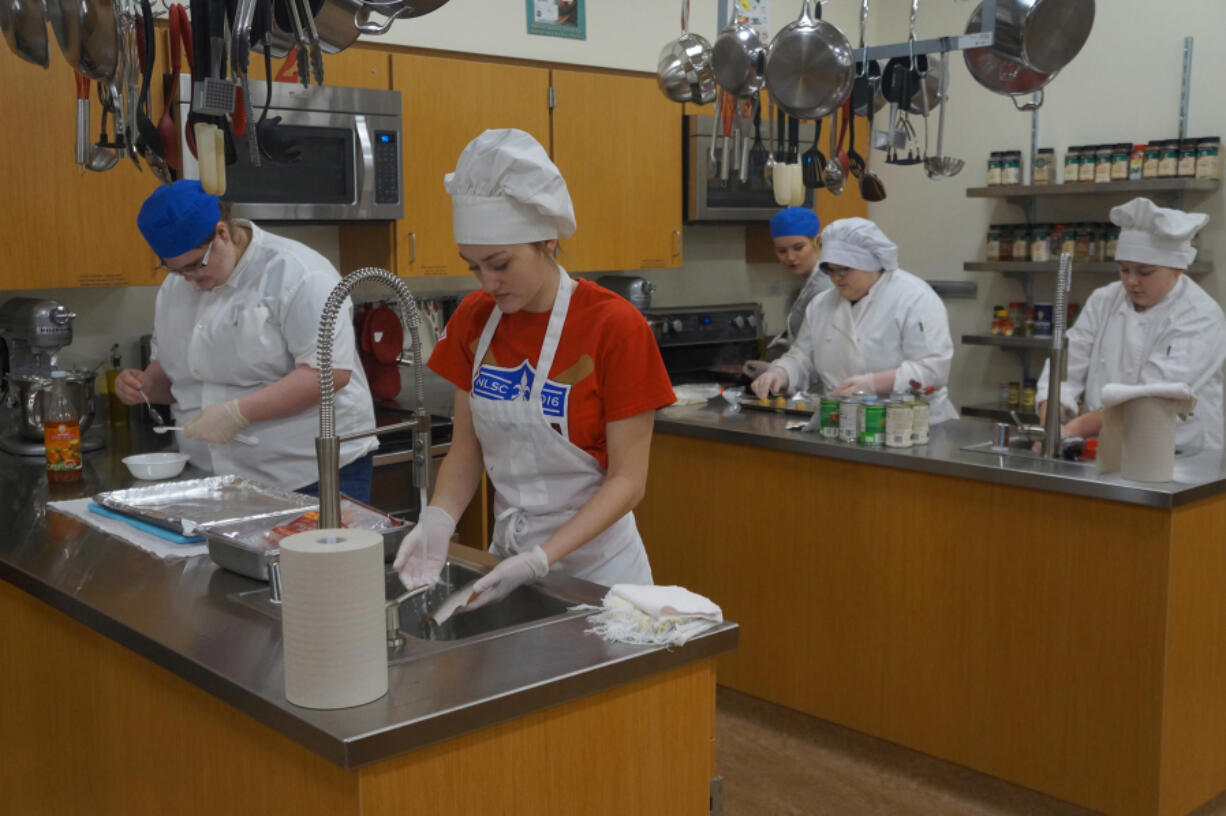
[657,0,716,104]
[712,5,766,99]
[3,0,49,67]
[963,2,1053,111]
[44,0,118,80]
[850,0,883,117]
[765,0,854,121]
[984,0,1095,75]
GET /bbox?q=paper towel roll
[280,528,388,709]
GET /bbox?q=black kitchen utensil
[748,95,769,177]
[801,118,824,189]
[851,58,880,116]
[847,101,865,179]
[256,13,301,164]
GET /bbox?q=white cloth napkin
[576,584,724,647]
[49,498,210,560]
[1098,382,1195,483]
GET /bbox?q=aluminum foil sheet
[94,475,319,535]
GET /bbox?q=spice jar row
[985,138,1221,186]
[988,301,1080,339]
[986,222,1119,263]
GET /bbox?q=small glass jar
[1074,225,1093,260]
[1129,145,1145,180]
[1094,145,1114,182]
[1079,146,1098,182]
[1196,137,1221,180]
[1024,305,1036,337]
[1158,140,1180,178]
[1030,225,1051,262]
[1012,226,1030,261]
[986,225,1002,261]
[987,152,1003,186]
[1063,147,1081,183]
[1007,381,1021,408]
[1002,151,1022,185]
[1022,379,1037,410]
[1178,140,1199,178]
[1110,143,1130,180]
[1142,143,1162,178]
[1105,226,1120,260]
[1008,301,1027,330]
[1060,224,1077,257]
[1033,148,1055,185]
[998,382,1011,406]
[998,227,1014,261]
[1093,224,1106,261]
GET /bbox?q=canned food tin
[859,401,885,446]
[885,400,913,448]
[839,398,859,443]
[911,400,931,445]
[819,398,840,439]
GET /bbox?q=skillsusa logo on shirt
[473,362,571,435]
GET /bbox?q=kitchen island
[0,427,736,816]
[639,403,1226,816]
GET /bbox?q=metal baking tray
[94,475,319,536]
[200,498,411,580]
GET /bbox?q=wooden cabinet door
[245,46,391,90]
[0,48,160,289]
[550,70,683,272]
[391,54,550,277]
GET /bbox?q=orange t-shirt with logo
[429,279,676,469]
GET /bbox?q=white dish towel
[1098,382,1196,483]
[49,498,210,560]
[576,584,724,647]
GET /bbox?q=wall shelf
[961,403,1038,424]
[962,334,1057,350]
[964,261,1213,275]
[966,178,1220,199]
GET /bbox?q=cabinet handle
[410,231,417,264]
[672,229,682,257]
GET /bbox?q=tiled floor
[714,688,1226,816]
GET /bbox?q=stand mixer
[0,297,104,457]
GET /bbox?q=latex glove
[742,359,772,380]
[182,399,250,444]
[393,506,456,589]
[766,332,790,350]
[832,370,895,398]
[462,546,550,612]
[113,368,150,406]
[750,365,790,400]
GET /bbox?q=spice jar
[998,382,1011,406]
[1129,145,1145,180]
[1022,379,1037,410]
[1002,151,1022,185]
[1079,146,1098,182]
[1179,140,1198,177]
[1024,305,1036,337]
[1093,224,1106,261]
[987,152,1003,186]
[986,225,1002,261]
[1110,143,1130,180]
[998,226,1013,261]
[1009,301,1027,330]
[1007,381,1021,408]
[991,305,1008,335]
[1063,147,1081,183]
[1158,140,1179,177]
[1105,225,1120,260]
[1074,224,1093,260]
[1142,143,1161,178]
[1060,224,1077,258]
[1011,226,1030,261]
[1094,145,1114,182]
[1196,137,1221,179]
[1030,224,1051,262]
[1033,148,1055,185]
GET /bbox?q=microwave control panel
[374,131,400,204]
[643,305,764,347]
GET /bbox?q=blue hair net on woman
[770,207,820,239]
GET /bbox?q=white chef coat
[152,221,377,489]
[772,263,834,350]
[1036,276,1226,450]
[773,267,958,422]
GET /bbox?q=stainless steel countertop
[0,423,737,769]
[655,403,1226,509]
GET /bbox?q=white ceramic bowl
[123,452,190,480]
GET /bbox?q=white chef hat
[1110,197,1208,269]
[818,217,899,272]
[444,129,577,245]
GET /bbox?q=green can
[819,399,840,439]
[859,400,885,446]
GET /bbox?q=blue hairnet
[137,180,221,259]
[770,207,820,239]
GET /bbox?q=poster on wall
[719,0,770,40]
[527,0,586,40]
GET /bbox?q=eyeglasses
[821,264,853,278]
[158,236,216,276]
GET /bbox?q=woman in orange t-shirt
[393,129,675,609]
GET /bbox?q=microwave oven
[684,114,816,223]
[177,76,403,221]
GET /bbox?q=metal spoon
[152,425,259,445]
[821,109,845,195]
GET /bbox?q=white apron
[469,269,653,587]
